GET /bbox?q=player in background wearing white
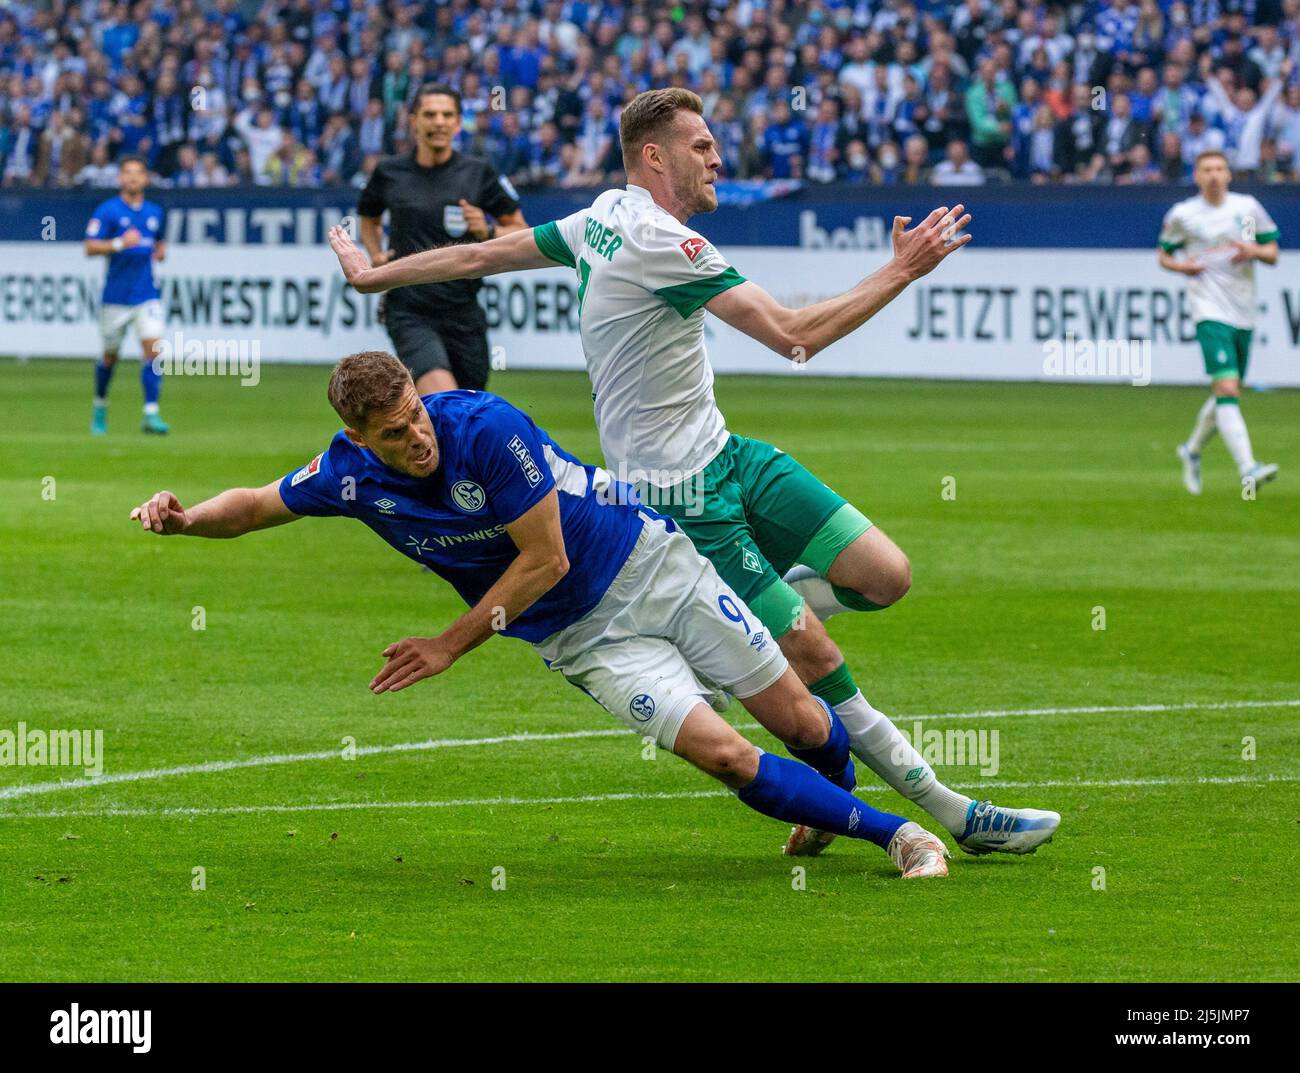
[1160,150,1280,494]
[327,89,1061,859]
[83,155,169,435]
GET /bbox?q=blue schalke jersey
[278,391,647,643]
[85,195,165,305]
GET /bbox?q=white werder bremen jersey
[1158,191,1280,329]
[532,184,747,487]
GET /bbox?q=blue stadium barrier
[3,184,1296,249]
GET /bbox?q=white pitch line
[0,697,1296,805]
[0,772,1295,822]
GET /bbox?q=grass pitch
[1,357,1296,982]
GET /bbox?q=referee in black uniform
[357,84,528,393]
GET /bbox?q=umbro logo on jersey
[848,807,861,831]
[290,454,322,487]
[451,481,486,512]
[374,498,396,514]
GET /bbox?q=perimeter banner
[3,242,1297,385]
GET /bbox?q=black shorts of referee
[356,84,528,394]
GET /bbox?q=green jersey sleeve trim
[533,221,576,268]
[1255,229,1280,244]
[655,266,748,318]
[1159,240,1185,253]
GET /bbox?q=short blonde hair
[619,88,704,169]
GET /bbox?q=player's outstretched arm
[329,223,553,294]
[705,205,971,362]
[129,481,300,539]
[370,491,569,694]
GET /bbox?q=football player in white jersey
[327,88,1062,860]
[1160,150,1280,494]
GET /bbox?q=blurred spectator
[899,134,932,185]
[76,142,120,188]
[2,0,1297,190]
[35,106,91,187]
[965,58,1017,168]
[931,139,986,185]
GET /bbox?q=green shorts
[1197,320,1252,382]
[648,434,872,637]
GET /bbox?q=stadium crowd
[2,0,1299,190]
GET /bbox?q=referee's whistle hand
[458,199,490,240]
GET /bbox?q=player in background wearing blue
[129,350,953,879]
[83,156,169,436]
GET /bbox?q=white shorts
[534,516,789,751]
[100,300,164,353]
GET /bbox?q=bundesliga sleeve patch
[290,454,322,487]
[680,236,723,273]
[507,435,543,487]
[679,237,707,262]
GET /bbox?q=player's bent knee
[673,706,760,788]
[779,624,843,686]
[877,552,912,605]
[785,695,831,751]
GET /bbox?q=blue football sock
[140,359,162,408]
[788,696,856,791]
[94,360,116,401]
[737,751,905,849]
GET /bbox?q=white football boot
[783,824,837,857]
[956,800,1060,855]
[1241,462,1278,493]
[887,821,950,879]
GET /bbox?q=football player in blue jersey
[128,350,958,879]
[83,156,169,436]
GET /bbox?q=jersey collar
[625,183,654,203]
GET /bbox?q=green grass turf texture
[1,357,1296,982]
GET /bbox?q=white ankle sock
[833,691,973,835]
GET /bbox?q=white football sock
[1214,401,1255,475]
[1186,394,1217,453]
[784,565,853,621]
[143,402,160,415]
[834,691,973,835]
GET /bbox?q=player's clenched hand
[129,491,188,534]
[328,225,374,290]
[371,637,455,694]
[891,204,972,281]
[458,199,490,240]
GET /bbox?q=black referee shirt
[357,150,521,311]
